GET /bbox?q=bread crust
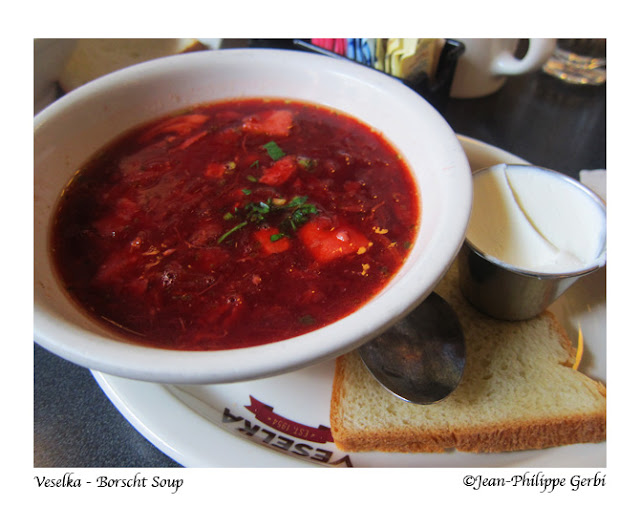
[330,264,606,454]
[331,354,606,453]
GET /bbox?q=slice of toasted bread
[330,262,606,453]
[58,38,208,92]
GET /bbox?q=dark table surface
[34,41,605,468]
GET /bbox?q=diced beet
[176,130,208,150]
[259,155,297,186]
[241,110,294,136]
[204,162,227,179]
[138,113,209,142]
[212,127,241,145]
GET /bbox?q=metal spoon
[358,292,466,404]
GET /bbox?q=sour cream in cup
[459,164,606,320]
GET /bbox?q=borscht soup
[51,98,420,351]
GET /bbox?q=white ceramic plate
[91,136,606,468]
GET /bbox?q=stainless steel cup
[458,165,606,320]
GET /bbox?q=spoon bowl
[358,292,466,404]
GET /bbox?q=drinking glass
[542,39,606,85]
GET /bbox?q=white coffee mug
[450,38,556,98]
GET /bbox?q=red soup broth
[51,98,420,351]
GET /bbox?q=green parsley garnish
[218,195,318,244]
[282,196,317,232]
[263,141,286,161]
[297,156,317,171]
[244,201,271,223]
[217,221,248,244]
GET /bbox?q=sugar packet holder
[294,39,464,113]
[247,39,465,113]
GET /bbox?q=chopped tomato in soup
[298,217,371,264]
[51,99,419,351]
